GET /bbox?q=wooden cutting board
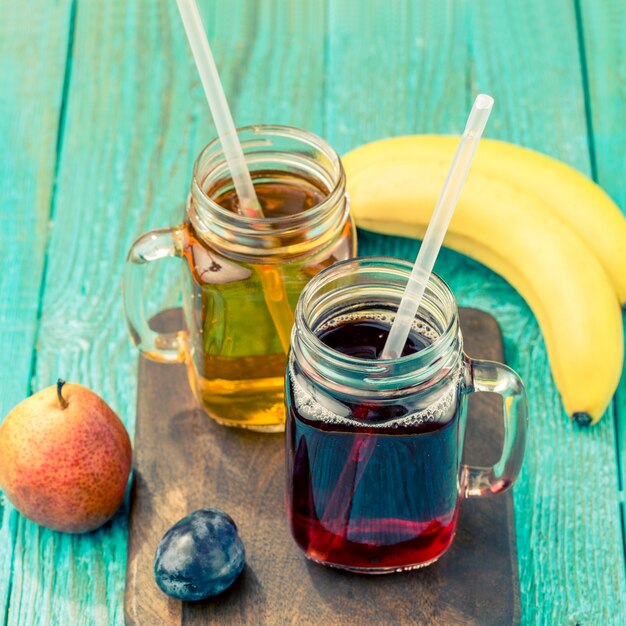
[125,308,520,625]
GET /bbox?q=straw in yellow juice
[175,0,294,354]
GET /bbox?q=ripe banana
[344,136,626,303]
[343,137,625,424]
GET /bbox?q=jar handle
[123,225,187,363]
[460,356,528,498]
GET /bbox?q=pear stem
[57,379,69,410]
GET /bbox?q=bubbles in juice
[286,314,461,571]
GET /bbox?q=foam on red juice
[286,317,461,571]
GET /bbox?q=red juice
[286,318,461,572]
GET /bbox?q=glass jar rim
[293,256,461,388]
[191,124,346,231]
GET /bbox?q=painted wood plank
[327,0,625,623]
[3,1,624,623]
[0,0,73,622]
[326,0,468,155]
[2,2,200,623]
[211,0,327,131]
[3,0,329,624]
[467,3,625,623]
[579,0,626,544]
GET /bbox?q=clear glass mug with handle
[124,125,356,432]
[285,257,527,572]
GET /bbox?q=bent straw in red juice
[312,95,494,562]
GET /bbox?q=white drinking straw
[175,0,263,218]
[381,94,494,359]
[176,0,296,353]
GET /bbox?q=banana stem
[573,412,592,426]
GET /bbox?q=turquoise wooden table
[1,1,625,624]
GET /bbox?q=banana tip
[572,412,593,427]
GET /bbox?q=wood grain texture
[2,1,331,624]
[579,0,626,552]
[0,0,73,622]
[325,0,468,153]
[1,0,625,623]
[326,0,626,623]
[467,2,626,623]
[2,2,203,624]
[126,308,519,626]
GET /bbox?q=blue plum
[154,508,246,601]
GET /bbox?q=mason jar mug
[285,257,527,572]
[124,125,356,432]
